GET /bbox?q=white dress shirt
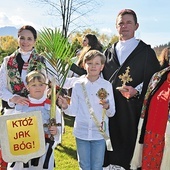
[64,76,115,140]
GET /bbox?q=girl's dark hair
[84,34,103,52]
[18,25,37,40]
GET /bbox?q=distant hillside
[0,26,17,38]
[0,26,169,57]
[153,42,170,57]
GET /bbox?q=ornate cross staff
[96,88,109,132]
[43,78,62,141]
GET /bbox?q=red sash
[142,80,170,169]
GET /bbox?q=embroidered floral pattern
[141,67,170,118]
[142,131,164,169]
[27,53,46,73]
[6,49,46,96]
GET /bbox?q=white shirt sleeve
[135,83,143,94]
[0,57,14,102]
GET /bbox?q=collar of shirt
[28,94,47,104]
[18,48,33,63]
[81,76,102,85]
[115,37,139,65]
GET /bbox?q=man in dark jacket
[102,9,160,170]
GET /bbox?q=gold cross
[118,66,133,86]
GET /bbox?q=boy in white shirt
[58,50,115,170]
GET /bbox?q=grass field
[54,115,79,170]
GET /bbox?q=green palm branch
[38,27,75,88]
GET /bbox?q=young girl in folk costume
[0,25,46,112]
[0,25,63,168]
[0,25,46,169]
[58,50,115,170]
[6,70,62,170]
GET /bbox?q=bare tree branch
[28,0,101,37]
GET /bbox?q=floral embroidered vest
[141,66,170,118]
[6,49,46,97]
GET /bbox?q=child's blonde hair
[83,50,106,65]
[26,70,47,84]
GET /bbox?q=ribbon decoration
[81,83,113,151]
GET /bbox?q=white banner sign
[0,111,45,163]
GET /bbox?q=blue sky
[0,0,169,47]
